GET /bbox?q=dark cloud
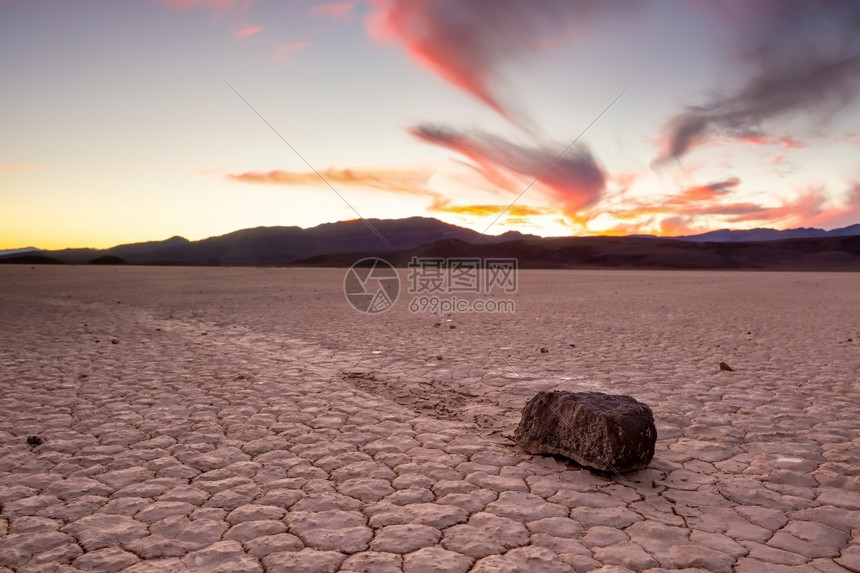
[660,0,860,161]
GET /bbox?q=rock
[26,435,43,446]
[513,391,656,473]
[540,347,549,353]
[719,362,733,371]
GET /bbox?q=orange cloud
[227,166,447,207]
[271,41,311,62]
[603,178,860,235]
[675,177,740,202]
[658,216,698,237]
[432,204,550,217]
[234,25,261,39]
[309,1,357,20]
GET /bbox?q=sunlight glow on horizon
[2,1,859,250]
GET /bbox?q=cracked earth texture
[0,267,858,572]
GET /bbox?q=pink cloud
[234,25,262,39]
[271,41,312,62]
[739,134,807,149]
[409,125,605,217]
[309,1,357,20]
[366,0,628,126]
[608,177,860,234]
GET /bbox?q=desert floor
[0,266,858,572]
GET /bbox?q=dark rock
[449,324,456,329]
[514,391,656,473]
[719,362,733,371]
[111,339,119,344]
[436,355,443,360]
[539,347,549,353]
[26,435,43,446]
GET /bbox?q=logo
[343,257,400,314]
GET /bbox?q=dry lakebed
[0,266,858,572]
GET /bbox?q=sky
[2,0,860,249]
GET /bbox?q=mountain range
[2,217,859,270]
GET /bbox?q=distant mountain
[678,224,860,242]
[295,235,860,271]
[1,217,858,270]
[0,247,38,257]
[1,217,540,266]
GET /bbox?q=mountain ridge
[1,217,859,269]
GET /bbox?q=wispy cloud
[233,25,262,39]
[271,41,311,62]
[227,166,447,207]
[309,1,357,21]
[738,134,807,149]
[658,1,860,162]
[366,0,630,126]
[604,177,860,234]
[432,204,550,217]
[409,125,606,219]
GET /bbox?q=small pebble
[719,362,733,372]
[436,355,443,360]
[540,347,549,354]
[111,338,119,344]
[449,324,456,329]
[26,435,43,446]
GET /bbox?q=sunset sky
[3,0,860,249]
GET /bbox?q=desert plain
[0,266,858,572]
